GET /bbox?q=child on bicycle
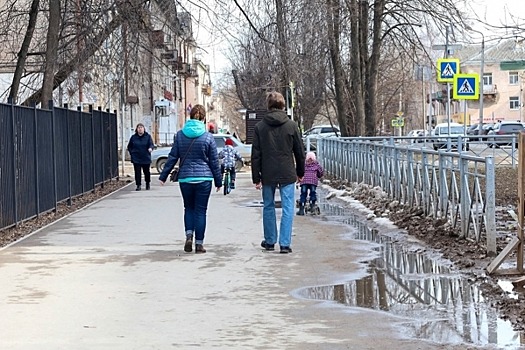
[219,138,243,189]
[297,151,323,215]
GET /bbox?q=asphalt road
[0,171,476,350]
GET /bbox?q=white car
[302,125,340,150]
[432,123,469,151]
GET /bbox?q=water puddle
[296,203,525,348]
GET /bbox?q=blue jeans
[262,183,295,248]
[179,181,212,244]
[299,184,317,204]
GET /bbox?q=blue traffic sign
[453,74,479,100]
[436,58,460,82]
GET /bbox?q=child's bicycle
[295,199,321,215]
[223,167,234,195]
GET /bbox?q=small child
[297,152,324,215]
[218,138,243,189]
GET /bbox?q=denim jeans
[262,182,295,248]
[299,184,317,204]
[179,181,212,244]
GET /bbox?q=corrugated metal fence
[0,102,118,231]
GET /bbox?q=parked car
[431,122,469,151]
[467,123,493,141]
[407,129,429,143]
[486,121,524,147]
[150,133,251,173]
[302,124,340,150]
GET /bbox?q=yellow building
[457,39,525,124]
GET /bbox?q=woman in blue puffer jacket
[159,104,222,254]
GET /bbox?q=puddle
[295,203,525,348]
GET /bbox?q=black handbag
[170,138,196,182]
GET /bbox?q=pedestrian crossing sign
[436,58,460,82]
[453,73,479,100]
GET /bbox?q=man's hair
[190,104,206,121]
[267,91,285,110]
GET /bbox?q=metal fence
[317,137,497,254]
[0,102,118,231]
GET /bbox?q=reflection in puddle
[296,203,525,348]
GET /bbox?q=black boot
[146,183,150,190]
[136,185,141,191]
[296,203,305,216]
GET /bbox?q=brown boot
[195,244,206,254]
[184,238,193,252]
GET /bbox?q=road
[0,171,479,350]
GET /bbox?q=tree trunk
[275,0,292,118]
[326,0,348,136]
[8,0,40,103]
[364,0,385,136]
[22,14,124,106]
[40,0,60,107]
[349,0,365,136]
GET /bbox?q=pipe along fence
[317,137,497,254]
[0,101,119,231]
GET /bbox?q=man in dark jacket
[251,91,305,254]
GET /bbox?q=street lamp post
[467,26,485,136]
[478,34,485,137]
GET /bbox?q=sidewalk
[0,171,464,350]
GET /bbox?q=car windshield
[438,126,463,134]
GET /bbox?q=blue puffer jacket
[159,119,222,187]
[127,132,154,165]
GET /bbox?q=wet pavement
[297,204,524,348]
[0,172,522,349]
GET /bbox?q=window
[510,96,520,110]
[214,137,225,148]
[509,72,519,85]
[483,73,493,86]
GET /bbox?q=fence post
[485,156,496,255]
[78,106,85,194]
[460,155,469,238]
[8,97,19,225]
[438,152,447,217]
[50,100,58,210]
[407,150,414,206]
[90,105,96,191]
[65,103,72,206]
[34,102,40,217]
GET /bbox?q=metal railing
[317,137,496,253]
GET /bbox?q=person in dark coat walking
[159,104,222,254]
[251,91,305,254]
[127,123,154,191]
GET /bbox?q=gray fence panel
[318,137,497,254]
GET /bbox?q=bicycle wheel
[223,171,230,195]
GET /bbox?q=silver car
[151,133,251,173]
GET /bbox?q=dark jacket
[127,132,154,165]
[159,120,222,187]
[251,109,305,186]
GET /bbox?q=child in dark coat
[297,152,323,215]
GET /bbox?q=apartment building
[450,39,525,125]
[0,2,213,146]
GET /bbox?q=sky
[467,0,524,37]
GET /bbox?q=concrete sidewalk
[0,171,465,350]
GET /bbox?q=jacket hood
[182,119,206,138]
[263,109,289,126]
